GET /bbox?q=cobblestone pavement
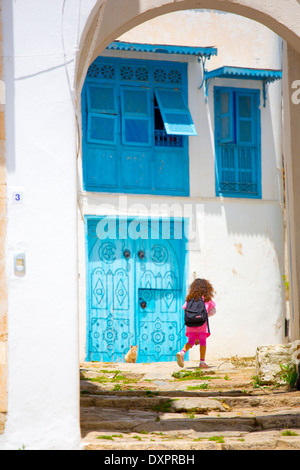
[80,357,300,450]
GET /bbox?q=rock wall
[256,342,300,385]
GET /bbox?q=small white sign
[11,191,24,204]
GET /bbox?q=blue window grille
[214,87,261,198]
[82,57,194,196]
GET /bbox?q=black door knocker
[123,249,131,259]
[138,250,145,260]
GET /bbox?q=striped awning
[203,66,282,107]
[106,41,217,58]
[205,66,282,81]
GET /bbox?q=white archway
[76,0,300,92]
[75,0,300,342]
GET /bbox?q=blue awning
[205,66,282,81]
[203,66,282,107]
[106,41,217,58]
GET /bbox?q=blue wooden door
[86,218,135,362]
[136,220,185,362]
[86,217,186,362]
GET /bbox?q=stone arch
[75,0,300,93]
[75,0,300,343]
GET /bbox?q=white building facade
[78,10,285,364]
[1,0,299,451]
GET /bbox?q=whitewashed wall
[0,0,284,450]
[0,0,84,450]
[78,12,284,361]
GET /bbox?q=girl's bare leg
[200,345,208,368]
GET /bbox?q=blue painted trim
[206,66,282,81]
[205,67,281,107]
[107,41,217,57]
[214,86,262,199]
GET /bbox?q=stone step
[81,394,227,413]
[80,391,300,414]
[79,359,300,450]
[82,429,300,451]
[80,404,300,434]
[81,384,257,397]
[219,393,300,410]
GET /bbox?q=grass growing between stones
[187,383,209,390]
[281,430,299,436]
[193,435,225,443]
[172,370,221,381]
[152,398,174,413]
[81,369,140,387]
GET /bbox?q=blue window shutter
[215,88,234,143]
[236,92,258,192]
[87,113,117,145]
[86,84,118,144]
[218,146,237,193]
[121,87,151,146]
[154,88,197,136]
[215,87,260,198]
[237,147,257,194]
[236,92,255,146]
[82,58,190,196]
[87,85,117,114]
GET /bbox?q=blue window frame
[214,87,261,198]
[82,57,194,196]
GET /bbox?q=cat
[125,345,138,363]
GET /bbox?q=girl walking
[176,278,216,368]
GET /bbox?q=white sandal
[199,361,208,368]
[176,351,185,368]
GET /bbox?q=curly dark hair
[186,278,215,303]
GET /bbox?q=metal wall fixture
[14,252,26,276]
